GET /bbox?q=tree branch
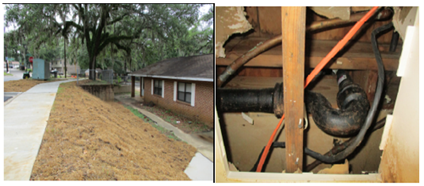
[107,12,129,25]
[112,42,131,55]
[64,21,84,33]
[97,35,134,54]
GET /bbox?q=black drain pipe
[217,70,369,137]
[305,70,369,137]
[304,22,392,163]
[217,83,285,118]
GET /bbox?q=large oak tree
[5,4,204,80]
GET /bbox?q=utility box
[32,58,50,80]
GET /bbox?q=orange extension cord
[256,6,379,172]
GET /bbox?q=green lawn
[4,72,13,76]
[124,105,181,141]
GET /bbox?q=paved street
[4,68,27,82]
[4,68,27,102]
[4,96,12,102]
[4,92,21,102]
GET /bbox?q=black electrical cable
[303,22,393,163]
[389,30,399,52]
[305,117,387,172]
[249,117,387,172]
[250,142,286,172]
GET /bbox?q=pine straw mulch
[4,79,63,92]
[30,81,197,180]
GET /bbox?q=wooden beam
[351,70,378,104]
[281,7,305,173]
[217,39,401,70]
[225,38,403,55]
[131,76,135,97]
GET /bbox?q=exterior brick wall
[144,77,213,127]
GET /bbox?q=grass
[124,105,181,141]
[140,104,212,134]
[115,94,212,134]
[4,72,13,76]
[57,87,64,94]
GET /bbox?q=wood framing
[281,7,306,173]
[351,70,378,104]
[216,39,401,70]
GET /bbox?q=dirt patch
[4,79,63,92]
[30,82,196,180]
[116,94,212,134]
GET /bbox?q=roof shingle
[130,54,213,81]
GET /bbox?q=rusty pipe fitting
[218,71,369,137]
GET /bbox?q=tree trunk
[111,24,115,71]
[129,56,131,72]
[124,58,126,73]
[24,45,29,69]
[75,59,77,76]
[89,55,97,80]
[64,39,67,78]
[5,44,8,73]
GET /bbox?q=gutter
[128,74,213,82]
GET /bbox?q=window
[153,79,162,96]
[177,82,192,103]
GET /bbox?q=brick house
[128,54,213,127]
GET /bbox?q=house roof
[129,54,213,82]
[7,61,20,65]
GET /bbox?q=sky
[197,4,213,30]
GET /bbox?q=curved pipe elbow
[305,90,369,137]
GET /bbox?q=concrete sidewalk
[4,79,76,180]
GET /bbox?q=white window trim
[161,80,164,98]
[173,81,177,101]
[152,79,165,97]
[174,81,195,106]
[191,83,195,107]
[151,79,153,95]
